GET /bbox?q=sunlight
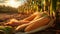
[6,0,27,8]
[7,0,19,8]
[0,0,27,8]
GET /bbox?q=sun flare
[0,0,27,8]
[7,0,20,8]
[5,0,27,8]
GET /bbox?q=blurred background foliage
[0,5,18,13]
[0,0,59,14]
[18,0,59,14]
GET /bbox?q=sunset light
[8,0,27,8]
[0,0,27,8]
[7,0,21,8]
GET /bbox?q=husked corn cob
[24,16,50,32]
